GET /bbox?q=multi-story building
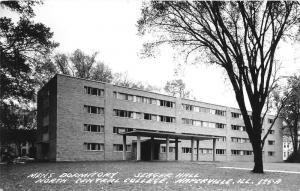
[36,74,283,162]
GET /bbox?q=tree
[138,1,300,173]
[0,1,58,104]
[70,49,97,79]
[277,75,300,162]
[113,72,160,92]
[91,62,113,83]
[164,79,191,98]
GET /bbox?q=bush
[286,151,300,163]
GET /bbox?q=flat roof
[119,130,219,141]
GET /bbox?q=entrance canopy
[119,130,219,140]
[119,130,219,161]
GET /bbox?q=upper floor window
[216,136,226,142]
[268,140,275,145]
[113,109,133,118]
[84,124,104,133]
[215,123,226,129]
[84,105,104,114]
[84,86,104,96]
[160,100,174,108]
[159,115,175,123]
[231,112,242,118]
[113,127,133,134]
[268,118,274,124]
[231,125,246,131]
[216,149,226,155]
[269,130,275,134]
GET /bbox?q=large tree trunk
[252,140,264,173]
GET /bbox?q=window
[268,151,275,156]
[182,147,192,153]
[159,115,175,123]
[113,109,133,118]
[268,140,275,145]
[217,137,226,142]
[161,146,166,153]
[216,149,226,155]
[113,144,131,152]
[169,147,175,153]
[231,112,242,118]
[84,105,104,114]
[182,118,193,125]
[268,118,274,124]
[113,127,133,134]
[215,123,226,129]
[84,124,104,133]
[160,100,174,108]
[231,125,245,131]
[84,86,104,96]
[182,104,193,111]
[134,112,143,120]
[43,115,49,126]
[243,151,253,155]
[144,113,151,120]
[84,143,104,151]
[215,109,226,116]
[231,137,250,143]
[231,150,241,155]
[269,130,275,134]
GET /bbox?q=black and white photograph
[1,0,300,190]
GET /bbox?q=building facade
[36,74,283,162]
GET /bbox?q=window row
[84,105,104,114]
[231,125,246,131]
[231,150,253,156]
[181,148,226,155]
[113,92,175,108]
[84,124,104,133]
[182,118,226,129]
[113,109,175,123]
[84,143,132,152]
[84,86,104,96]
[182,104,226,116]
[231,137,250,143]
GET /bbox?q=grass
[1,161,300,191]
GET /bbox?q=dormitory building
[36,74,283,162]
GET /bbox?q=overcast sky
[4,0,300,109]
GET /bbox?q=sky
[4,0,300,109]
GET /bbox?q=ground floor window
[199,148,213,154]
[84,143,104,151]
[113,144,131,152]
[182,147,192,153]
[268,151,275,156]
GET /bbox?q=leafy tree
[0,0,58,104]
[0,1,56,158]
[277,75,300,162]
[91,62,113,83]
[138,1,300,173]
[164,79,191,98]
[113,72,160,92]
[70,49,97,79]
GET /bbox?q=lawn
[1,161,299,191]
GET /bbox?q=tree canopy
[138,1,300,173]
